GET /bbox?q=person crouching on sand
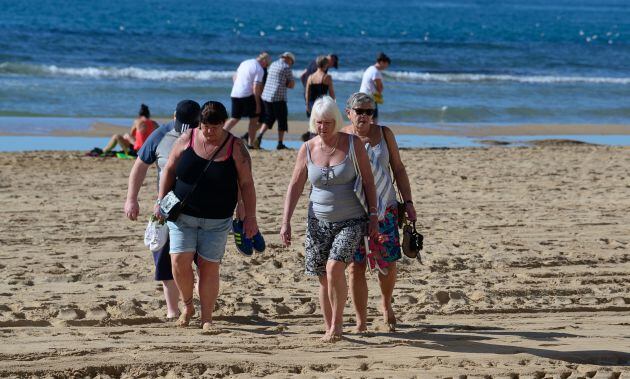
[280,96,378,342]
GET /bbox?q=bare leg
[103,134,122,152]
[197,258,221,326]
[170,252,196,326]
[223,118,239,132]
[348,260,368,332]
[162,279,180,318]
[324,260,347,342]
[378,261,397,331]
[247,117,260,146]
[317,274,332,334]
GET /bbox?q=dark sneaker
[232,219,253,256]
[240,132,249,141]
[252,231,266,253]
[277,142,290,150]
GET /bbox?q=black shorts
[231,95,257,119]
[152,238,173,281]
[262,100,288,132]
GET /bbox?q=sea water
[0,0,628,136]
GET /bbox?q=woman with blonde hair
[281,95,378,342]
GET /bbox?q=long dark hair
[138,104,150,118]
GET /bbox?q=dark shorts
[231,95,257,119]
[262,101,288,131]
[152,238,173,281]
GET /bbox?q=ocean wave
[2,62,629,85]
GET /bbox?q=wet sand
[0,145,629,377]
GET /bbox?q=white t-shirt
[231,59,264,98]
[359,65,383,95]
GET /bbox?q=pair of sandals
[232,219,266,256]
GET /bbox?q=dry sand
[0,145,629,378]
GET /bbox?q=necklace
[319,134,339,156]
[202,137,220,158]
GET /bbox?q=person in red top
[103,104,157,156]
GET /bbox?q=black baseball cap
[174,100,201,132]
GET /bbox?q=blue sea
[0,0,629,138]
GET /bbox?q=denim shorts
[167,214,231,262]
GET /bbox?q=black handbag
[160,134,231,221]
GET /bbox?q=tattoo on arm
[238,142,252,168]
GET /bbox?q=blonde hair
[309,96,343,134]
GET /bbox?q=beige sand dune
[0,145,629,378]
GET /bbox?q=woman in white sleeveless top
[342,92,418,333]
[281,96,378,342]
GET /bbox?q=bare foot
[201,322,223,335]
[176,298,194,327]
[321,333,342,343]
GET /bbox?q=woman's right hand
[153,202,164,221]
[280,222,291,247]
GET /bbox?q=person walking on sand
[253,52,296,150]
[223,52,271,149]
[280,96,378,342]
[302,55,336,141]
[359,53,391,124]
[341,92,417,333]
[157,101,259,331]
[101,104,157,156]
[124,99,201,319]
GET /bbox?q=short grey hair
[309,96,344,134]
[345,92,375,110]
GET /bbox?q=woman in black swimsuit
[305,56,336,118]
[156,101,258,331]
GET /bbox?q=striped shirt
[262,59,294,102]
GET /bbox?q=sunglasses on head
[353,108,375,116]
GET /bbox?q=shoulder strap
[305,140,312,162]
[189,129,195,148]
[380,125,403,201]
[226,135,236,157]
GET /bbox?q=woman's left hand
[406,203,417,222]
[243,216,258,239]
[368,215,379,240]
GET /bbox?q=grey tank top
[366,126,397,207]
[306,135,366,222]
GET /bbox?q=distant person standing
[124,99,201,319]
[254,52,296,150]
[302,56,336,141]
[300,53,338,89]
[224,52,271,149]
[359,53,391,124]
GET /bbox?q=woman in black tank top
[156,101,259,331]
[305,55,336,118]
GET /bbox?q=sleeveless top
[173,130,238,219]
[307,134,365,223]
[133,119,156,151]
[365,126,397,209]
[308,75,330,103]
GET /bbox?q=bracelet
[369,212,377,216]
[155,199,162,205]
[368,206,377,212]
[405,200,413,205]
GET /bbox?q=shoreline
[0,118,629,138]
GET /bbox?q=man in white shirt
[359,52,391,124]
[224,52,271,148]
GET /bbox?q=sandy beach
[1,144,629,378]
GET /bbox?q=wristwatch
[155,199,162,206]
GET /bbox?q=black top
[173,135,238,219]
[308,78,329,104]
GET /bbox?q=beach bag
[144,216,168,252]
[349,136,369,214]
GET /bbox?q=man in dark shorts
[224,52,271,148]
[124,100,201,319]
[254,52,296,150]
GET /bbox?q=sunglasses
[353,108,375,116]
